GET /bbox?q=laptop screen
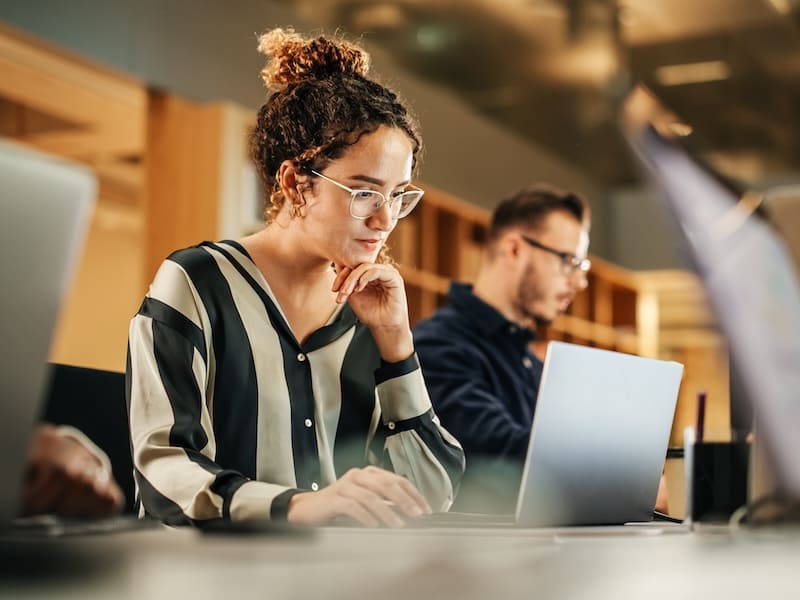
[619,86,800,497]
[0,141,95,524]
[516,341,682,527]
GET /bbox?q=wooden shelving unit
[1,23,731,465]
[390,186,488,323]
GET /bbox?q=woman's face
[298,125,415,268]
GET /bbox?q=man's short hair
[488,184,589,243]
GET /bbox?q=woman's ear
[276,160,302,201]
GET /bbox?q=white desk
[1,524,798,599]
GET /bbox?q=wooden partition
[0,24,147,372]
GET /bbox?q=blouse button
[297,353,306,362]
[304,418,313,428]
[311,482,319,491]
[387,421,396,430]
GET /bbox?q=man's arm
[415,338,531,462]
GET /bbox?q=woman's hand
[287,466,431,528]
[332,263,414,362]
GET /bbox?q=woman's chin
[339,250,380,268]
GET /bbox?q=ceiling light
[415,24,458,53]
[654,60,731,86]
[350,4,407,30]
[766,0,793,15]
[665,122,693,137]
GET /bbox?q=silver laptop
[515,341,683,527]
[0,141,95,526]
[411,341,682,529]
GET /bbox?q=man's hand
[287,466,431,528]
[20,424,124,518]
[655,473,670,514]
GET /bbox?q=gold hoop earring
[290,187,307,218]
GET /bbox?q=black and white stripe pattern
[127,241,463,525]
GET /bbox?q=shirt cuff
[375,352,420,385]
[376,359,433,424]
[270,489,304,522]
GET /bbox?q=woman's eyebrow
[349,174,411,187]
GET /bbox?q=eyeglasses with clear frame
[310,169,424,220]
[519,234,592,276]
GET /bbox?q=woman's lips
[356,239,383,251]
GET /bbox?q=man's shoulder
[414,303,472,338]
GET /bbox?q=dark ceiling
[282,0,800,188]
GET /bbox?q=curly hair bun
[257,28,371,89]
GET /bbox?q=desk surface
[1,524,798,599]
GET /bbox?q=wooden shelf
[392,186,729,447]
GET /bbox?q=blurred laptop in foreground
[0,141,127,532]
[620,86,800,523]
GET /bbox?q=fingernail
[337,293,347,303]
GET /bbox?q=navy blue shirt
[414,282,543,512]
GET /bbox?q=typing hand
[287,466,431,528]
[20,424,124,518]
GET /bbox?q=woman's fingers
[335,264,400,302]
[350,467,431,518]
[286,467,429,528]
[337,484,405,528]
[331,265,351,294]
[335,498,380,528]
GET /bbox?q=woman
[127,28,464,528]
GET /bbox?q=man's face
[512,211,589,325]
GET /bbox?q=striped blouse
[126,240,464,525]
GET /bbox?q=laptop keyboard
[7,514,161,537]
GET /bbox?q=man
[414,184,590,512]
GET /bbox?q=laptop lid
[619,86,800,499]
[516,342,683,527]
[0,141,95,525]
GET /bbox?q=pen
[696,390,706,444]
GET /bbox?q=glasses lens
[349,189,424,219]
[564,257,591,275]
[395,191,423,219]
[350,190,384,218]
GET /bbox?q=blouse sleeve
[373,354,465,512]
[126,257,300,525]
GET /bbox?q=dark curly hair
[251,28,423,266]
